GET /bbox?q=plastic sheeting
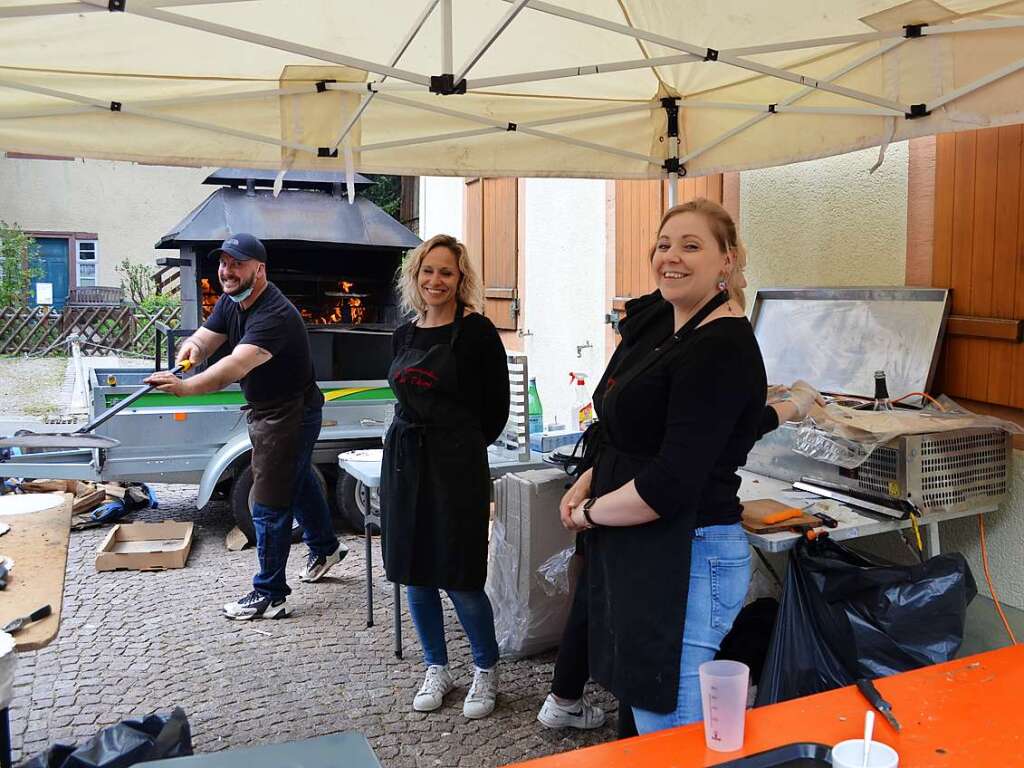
[756,538,976,707]
[793,395,1024,469]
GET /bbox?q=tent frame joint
[315,79,337,93]
[318,147,338,158]
[662,157,684,176]
[905,103,931,119]
[903,23,928,38]
[704,47,719,62]
[429,73,468,95]
[109,101,122,112]
[108,0,125,11]
[506,122,517,131]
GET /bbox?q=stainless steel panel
[749,287,950,399]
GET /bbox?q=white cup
[831,739,899,768]
[699,660,749,752]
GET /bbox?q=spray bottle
[569,372,595,431]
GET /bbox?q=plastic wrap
[0,631,16,709]
[793,396,1024,469]
[755,537,976,707]
[484,470,578,658]
[536,544,576,597]
[484,519,530,656]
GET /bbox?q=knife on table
[856,678,901,732]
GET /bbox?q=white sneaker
[463,665,499,719]
[537,693,606,729]
[299,542,348,582]
[413,665,454,712]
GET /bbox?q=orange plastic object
[505,645,1024,768]
[173,413,187,422]
[761,508,803,525]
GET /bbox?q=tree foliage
[0,221,42,309]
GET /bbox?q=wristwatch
[581,497,600,528]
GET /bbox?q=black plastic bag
[23,708,192,768]
[755,537,976,706]
[716,597,779,683]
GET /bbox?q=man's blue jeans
[251,404,339,600]
[633,523,752,734]
[406,586,500,670]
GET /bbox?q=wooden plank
[463,178,483,283]
[947,315,1024,341]
[946,130,977,396]
[1015,131,1024,407]
[906,136,936,286]
[482,177,518,329]
[967,128,999,400]
[988,125,1022,404]
[706,174,723,204]
[0,493,71,652]
[931,133,956,288]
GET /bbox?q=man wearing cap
[145,233,347,619]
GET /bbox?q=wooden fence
[0,305,179,356]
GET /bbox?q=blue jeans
[251,404,339,600]
[406,586,500,670]
[633,523,751,734]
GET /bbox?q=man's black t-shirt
[204,282,315,405]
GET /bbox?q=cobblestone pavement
[8,484,619,767]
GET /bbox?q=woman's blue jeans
[633,523,752,734]
[406,586,500,670]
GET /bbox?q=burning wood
[200,278,219,319]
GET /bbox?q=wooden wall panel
[464,177,518,330]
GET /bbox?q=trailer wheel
[230,465,321,546]
[336,472,378,535]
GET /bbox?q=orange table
[507,645,1024,768]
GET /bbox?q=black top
[596,291,774,527]
[391,312,510,444]
[204,282,315,405]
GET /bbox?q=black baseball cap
[210,233,267,263]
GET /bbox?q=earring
[717,276,728,293]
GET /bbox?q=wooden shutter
[930,127,1024,407]
[464,177,519,330]
[612,175,725,312]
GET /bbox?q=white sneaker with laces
[537,693,606,729]
[463,665,499,719]
[299,542,348,583]
[413,665,454,712]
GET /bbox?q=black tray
[712,742,832,768]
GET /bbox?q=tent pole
[663,97,681,207]
[467,52,699,90]
[441,0,453,73]
[455,0,531,82]
[680,37,906,167]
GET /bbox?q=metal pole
[441,0,453,73]
[365,517,374,627]
[668,171,678,207]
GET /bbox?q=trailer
[1,366,395,541]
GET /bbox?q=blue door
[31,237,70,309]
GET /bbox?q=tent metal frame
[2,0,1024,192]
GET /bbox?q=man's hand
[176,339,204,368]
[560,467,593,530]
[175,328,226,368]
[144,369,192,396]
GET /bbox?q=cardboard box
[95,522,194,572]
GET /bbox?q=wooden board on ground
[741,498,820,534]
[0,492,72,651]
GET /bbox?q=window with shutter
[611,174,726,315]
[914,127,1024,409]
[463,177,519,330]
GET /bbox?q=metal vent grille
[856,445,900,496]
[919,431,1008,508]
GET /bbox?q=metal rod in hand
[365,518,374,627]
[76,361,189,434]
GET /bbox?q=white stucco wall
[740,142,909,300]
[521,179,607,431]
[417,176,464,241]
[0,155,210,287]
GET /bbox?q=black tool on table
[2,604,52,634]
[856,678,901,731]
[813,511,839,528]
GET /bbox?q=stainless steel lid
[749,287,950,400]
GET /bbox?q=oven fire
[301,280,369,325]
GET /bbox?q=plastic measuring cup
[699,660,749,752]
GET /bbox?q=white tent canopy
[3,0,1024,182]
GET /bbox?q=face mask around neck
[227,285,254,303]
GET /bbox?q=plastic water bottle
[528,378,544,436]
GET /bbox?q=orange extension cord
[978,514,1019,645]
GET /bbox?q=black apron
[587,291,729,713]
[245,383,323,508]
[380,305,491,591]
